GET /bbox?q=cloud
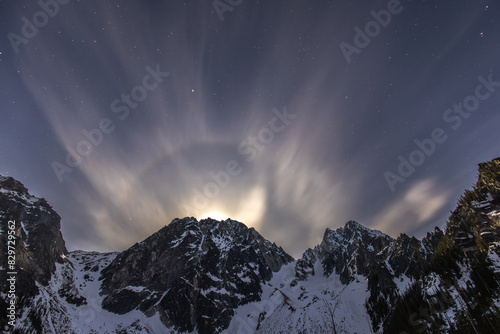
[372,179,452,236]
[6,0,497,258]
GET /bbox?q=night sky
[1,0,499,258]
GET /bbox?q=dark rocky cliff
[0,176,68,330]
[99,217,293,334]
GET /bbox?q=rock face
[293,220,444,331]
[0,176,67,304]
[99,217,294,334]
[296,221,443,282]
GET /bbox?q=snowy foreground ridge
[1,158,500,333]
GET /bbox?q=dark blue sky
[1,0,499,257]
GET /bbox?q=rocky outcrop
[445,159,500,253]
[296,220,443,282]
[0,176,67,293]
[294,220,444,331]
[99,217,293,334]
[0,176,68,331]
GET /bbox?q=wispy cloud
[3,0,498,256]
[372,179,452,236]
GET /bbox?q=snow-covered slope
[227,261,374,334]
[13,250,174,334]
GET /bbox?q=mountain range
[1,158,499,333]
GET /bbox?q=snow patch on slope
[226,260,374,334]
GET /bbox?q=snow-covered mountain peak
[98,216,293,333]
[322,220,392,247]
[0,176,52,213]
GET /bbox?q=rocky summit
[99,217,293,333]
[1,158,500,333]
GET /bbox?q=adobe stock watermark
[5,220,18,330]
[340,0,404,64]
[182,106,296,214]
[51,64,169,182]
[213,0,243,21]
[8,0,72,54]
[384,73,500,192]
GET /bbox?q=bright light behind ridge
[200,211,229,221]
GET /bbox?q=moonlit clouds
[372,179,453,236]
[1,0,499,257]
